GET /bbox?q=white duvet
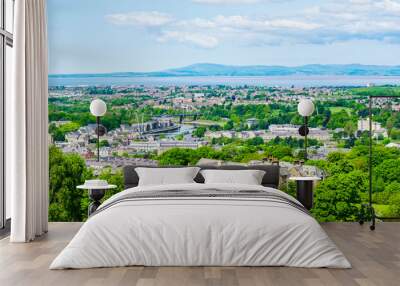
[50,183,351,269]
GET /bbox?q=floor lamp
[297,99,315,161]
[90,99,107,162]
[359,94,400,230]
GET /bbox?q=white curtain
[8,0,49,242]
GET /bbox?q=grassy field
[354,204,392,218]
[329,107,353,115]
[374,204,391,217]
[351,86,400,97]
[185,119,226,126]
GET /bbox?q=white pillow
[136,167,200,186]
[200,169,265,185]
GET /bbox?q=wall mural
[47,0,400,222]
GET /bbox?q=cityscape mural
[47,0,400,222]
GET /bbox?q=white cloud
[213,15,320,31]
[105,11,173,27]
[105,1,400,47]
[193,0,260,4]
[176,18,217,29]
[317,0,400,17]
[376,0,400,13]
[298,0,400,43]
[158,31,219,48]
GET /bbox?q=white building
[358,119,382,132]
[246,118,258,128]
[267,124,331,142]
[52,120,72,127]
[128,140,207,154]
[99,147,112,158]
[357,119,388,138]
[205,131,236,139]
[65,132,89,145]
[269,124,299,135]
[158,140,204,152]
[129,141,159,153]
[386,142,400,149]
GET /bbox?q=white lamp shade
[297,99,315,117]
[90,99,107,117]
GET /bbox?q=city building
[246,118,259,128]
[357,119,388,138]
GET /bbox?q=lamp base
[88,189,106,216]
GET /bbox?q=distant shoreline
[48,75,400,88]
[48,63,400,78]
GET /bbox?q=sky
[48,0,400,74]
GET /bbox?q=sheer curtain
[8,0,49,242]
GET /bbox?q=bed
[50,165,351,269]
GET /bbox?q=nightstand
[289,177,321,210]
[77,181,117,216]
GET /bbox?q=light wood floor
[0,222,399,286]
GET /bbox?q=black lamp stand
[96,116,100,162]
[359,95,400,230]
[298,116,310,161]
[94,117,107,162]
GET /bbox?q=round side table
[77,184,117,216]
[289,177,321,210]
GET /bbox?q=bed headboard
[123,165,280,189]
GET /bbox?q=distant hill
[49,63,400,78]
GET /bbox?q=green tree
[375,159,400,183]
[389,193,400,216]
[344,121,356,137]
[246,136,264,146]
[390,129,400,140]
[49,122,80,142]
[305,159,330,172]
[175,134,184,141]
[157,148,199,166]
[373,181,400,204]
[327,159,355,175]
[195,146,219,160]
[264,145,292,159]
[100,140,110,147]
[49,146,92,221]
[193,127,207,138]
[326,111,354,129]
[223,120,234,130]
[312,171,366,222]
[327,152,347,163]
